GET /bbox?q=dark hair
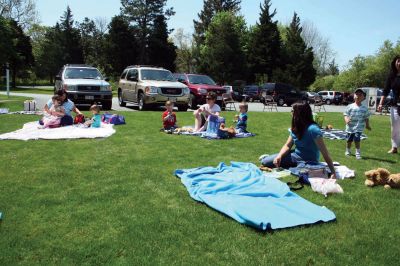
[388,55,400,81]
[291,102,315,140]
[56,89,68,103]
[206,91,217,100]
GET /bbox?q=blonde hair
[90,104,100,114]
[239,102,248,112]
[165,101,174,107]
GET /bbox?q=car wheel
[189,94,197,110]
[178,105,188,112]
[138,93,147,111]
[118,89,126,107]
[277,98,285,106]
[326,99,331,105]
[102,100,112,110]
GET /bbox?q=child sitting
[85,104,102,128]
[162,101,178,132]
[234,102,248,133]
[40,95,65,128]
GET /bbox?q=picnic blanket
[0,121,115,141]
[321,129,367,140]
[175,162,336,230]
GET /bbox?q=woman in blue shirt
[261,102,336,178]
[44,89,83,126]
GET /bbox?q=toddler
[85,104,101,128]
[162,101,178,131]
[344,88,371,159]
[234,102,248,133]
[40,95,65,128]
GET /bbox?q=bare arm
[73,105,82,115]
[378,96,386,112]
[365,118,371,130]
[344,115,351,124]
[314,137,337,178]
[273,136,294,167]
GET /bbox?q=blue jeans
[261,151,306,168]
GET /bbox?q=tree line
[1,0,396,92]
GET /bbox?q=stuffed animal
[174,127,194,134]
[364,168,400,189]
[325,124,333,130]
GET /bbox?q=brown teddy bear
[364,168,400,189]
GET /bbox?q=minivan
[260,82,307,106]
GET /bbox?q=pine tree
[200,12,246,84]
[148,15,177,71]
[279,13,316,89]
[104,16,138,76]
[59,7,84,64]
[120,0,174,64]
[193,0,241,57]
[246,0,281,83]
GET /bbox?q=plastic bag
[309,178,343,197]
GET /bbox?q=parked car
[342,92,354,105]
[306,91,318,104]
[243,85,262,102]
[260,82,308,106]
[317,90,343,105]
[118,66,190,111]
[54,64,113,110]
[174,73,226,110]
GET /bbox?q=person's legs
[261,151,298,168]
[60,115,73,126]
[389,107,400,152]
[346,133,354,156]
[194,112,206,131]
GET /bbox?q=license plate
[217,96,222,100]
[85,95,94,100]
[169,97,177,102]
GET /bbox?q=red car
[173,73,227,110]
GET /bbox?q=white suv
[55,64,112,110]
[118,66,190,111]
[317,90,343,105]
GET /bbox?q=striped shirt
[344,103,370,133]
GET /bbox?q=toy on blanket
[174,127,194,134]
[364,168,400,189]
[217,122,236,139]
[325,124,333,130]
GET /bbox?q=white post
[6,63,10,98]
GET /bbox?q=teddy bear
[364,168,400,189]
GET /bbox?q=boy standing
[344,88,371,159]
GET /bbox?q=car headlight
[198,88,207,94]
[67,85,77,91]
[183,87,190,95]
[101,85,111,91]
[145,86,159,94]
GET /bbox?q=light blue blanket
[175,162,336,230]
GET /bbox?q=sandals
[387,148,398,154]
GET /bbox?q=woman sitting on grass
[260,102,337,178]
[43,89,83,126]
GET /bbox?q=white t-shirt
[200,103,221,117]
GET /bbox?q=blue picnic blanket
[175,162,336,230]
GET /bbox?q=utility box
[359,87,378,114]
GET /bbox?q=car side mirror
[55,75,61,81]
[104,77,110,82]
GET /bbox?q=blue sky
[36,0,400,69]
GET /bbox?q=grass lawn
[0,96,399,265]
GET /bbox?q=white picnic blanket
[0,121,115,141]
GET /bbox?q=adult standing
[378,55,400,154]
[43,89,82,126]
[260,102,337,178]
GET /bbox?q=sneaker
[258,154,269,162]
[356,153,362,160]
[345,150,351,156]
[387,148,398,154]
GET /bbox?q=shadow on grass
[361,156,397,164]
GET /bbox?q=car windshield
[64,68,103,80]
[188,75,216,85]
[141,69,175,81]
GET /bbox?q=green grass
[1,86,54,95]
[0,99,399,265]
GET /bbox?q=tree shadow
[360,156,397,164]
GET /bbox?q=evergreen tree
[120,0,174,64]
[8,19,34,87]
[148,15,177,71]
[193,0,241,49]
[200,12,246,84]
[246,0,281,83]
[104,15,138,77]
[0,17,13,67]
[59,6,84,64]
[79,17,107,69]
[278,13,316,89]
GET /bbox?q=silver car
[55,65,112,110]
[118,66,190,111]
